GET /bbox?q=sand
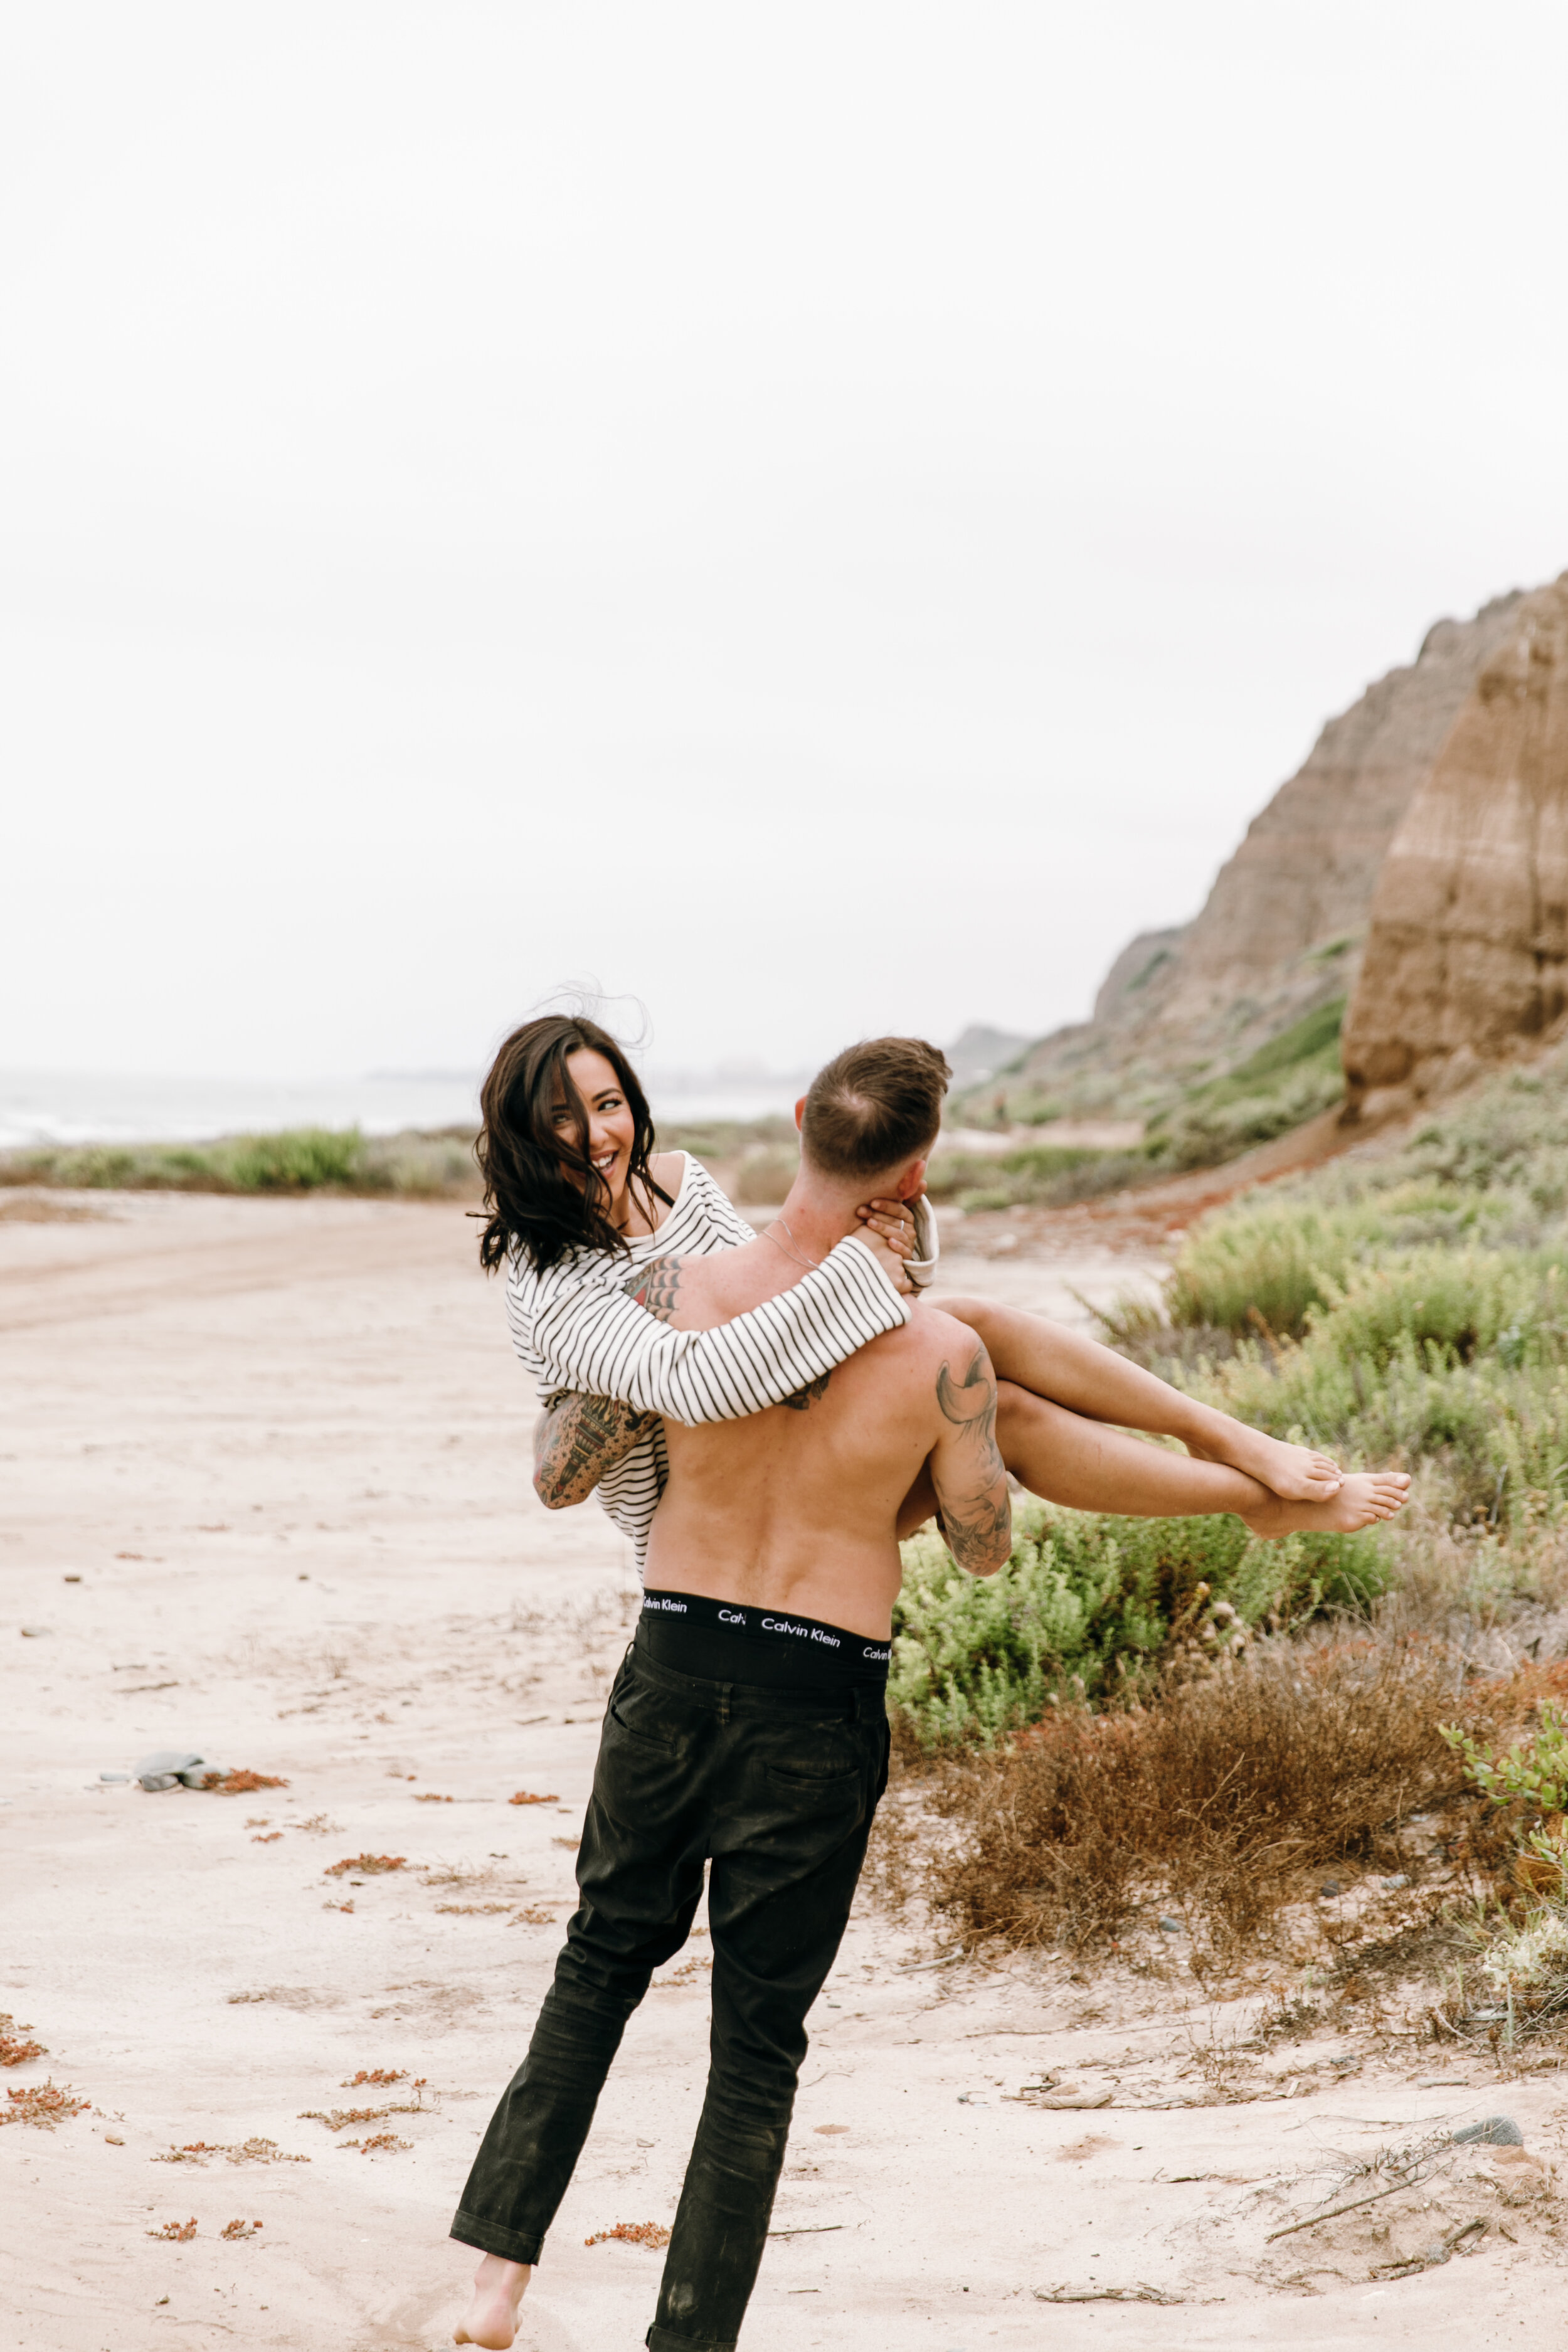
[2,1189,1563,2349]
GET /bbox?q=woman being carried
[482,1016,1407,1554]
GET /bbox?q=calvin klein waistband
[635,1588,891,1688]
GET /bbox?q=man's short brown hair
[800,1037,951,1180]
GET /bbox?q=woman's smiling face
[553,1047,638,1217]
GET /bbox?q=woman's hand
[854,1196,918,1295]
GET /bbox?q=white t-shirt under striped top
[506,1154,909,1571]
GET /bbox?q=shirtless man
[452,1038,1012,2351]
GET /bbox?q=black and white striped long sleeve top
[505,1153,909,1571]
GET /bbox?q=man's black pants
[451,1633,890,2352]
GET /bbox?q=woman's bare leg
[896,1387,1408,1542]
[998,1388,1266,1515]
[936,1295,1342,1501]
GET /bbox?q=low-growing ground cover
[891,1500,1387,1747]
[0,1125,480,1198]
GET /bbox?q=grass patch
[1147,996,1347,1170]
[0,1126,480,1199]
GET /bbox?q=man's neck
[764,1178,867,1268]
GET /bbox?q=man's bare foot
[1191,1425,1343,1503]
[454,2254,531,2349]
[1241,1470,1410,1540]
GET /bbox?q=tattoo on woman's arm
[534,1391,659,1508]
[628,1256,684,1325]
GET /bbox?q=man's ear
[894,1156,929,1202]
[794,1096,807,1135]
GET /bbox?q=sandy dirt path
[2,1192,1561,2350]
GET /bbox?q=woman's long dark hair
[475,1014,672,1274]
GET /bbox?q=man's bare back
[638,1234,1012,1636]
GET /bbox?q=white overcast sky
[4,1,1567,1083]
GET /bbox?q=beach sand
[2,1191,1562,2348]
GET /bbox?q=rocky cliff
[974,586,1530,1130]
[1343,574,1568,1112]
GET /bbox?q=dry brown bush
[925,1633,1534,1967]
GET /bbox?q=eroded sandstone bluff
[978,587,1530,1120]
[1343,573,1568,1112]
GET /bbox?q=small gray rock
[1453,2114,1524,2148]
[1318,1879,1342,1897]
[98,1772,131,1784]
[1381,1873,1411,1889]
[1157,1917,1182,1934]
[134,1748,204,1792]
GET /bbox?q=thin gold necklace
[765,1216,820,1271]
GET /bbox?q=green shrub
[1305,1249,1550,1372]
[1443,1704,1568,1814]
[225,1126,369,1190]
[1165,1241,1568,1530]
[1162,1184,1519,1340]
[890,1498,1388,1748]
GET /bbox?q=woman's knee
[995,1378,1042,1446]
[933,1291,995,1341]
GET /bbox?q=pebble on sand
[1453,2115,1524,2148]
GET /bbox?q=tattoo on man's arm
[936,1345,999,1448]
[781,1370,832,1411]
[931,1345,1011,1572]
[534,1391,659,1508]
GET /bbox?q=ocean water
[0,1067,800,1152]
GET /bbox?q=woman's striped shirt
[506,1154,909,1570]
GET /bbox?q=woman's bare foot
[454,2254,531,2349]
[1241,1470,1410,1540]
[1190,1425,1343,1503]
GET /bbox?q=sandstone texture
[1148,591,1528,1047]
[1343,573,1568,1111]
[980,588,1530,1121]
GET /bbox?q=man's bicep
[534,1391,659,1509]
[928,1340,1012,1576]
